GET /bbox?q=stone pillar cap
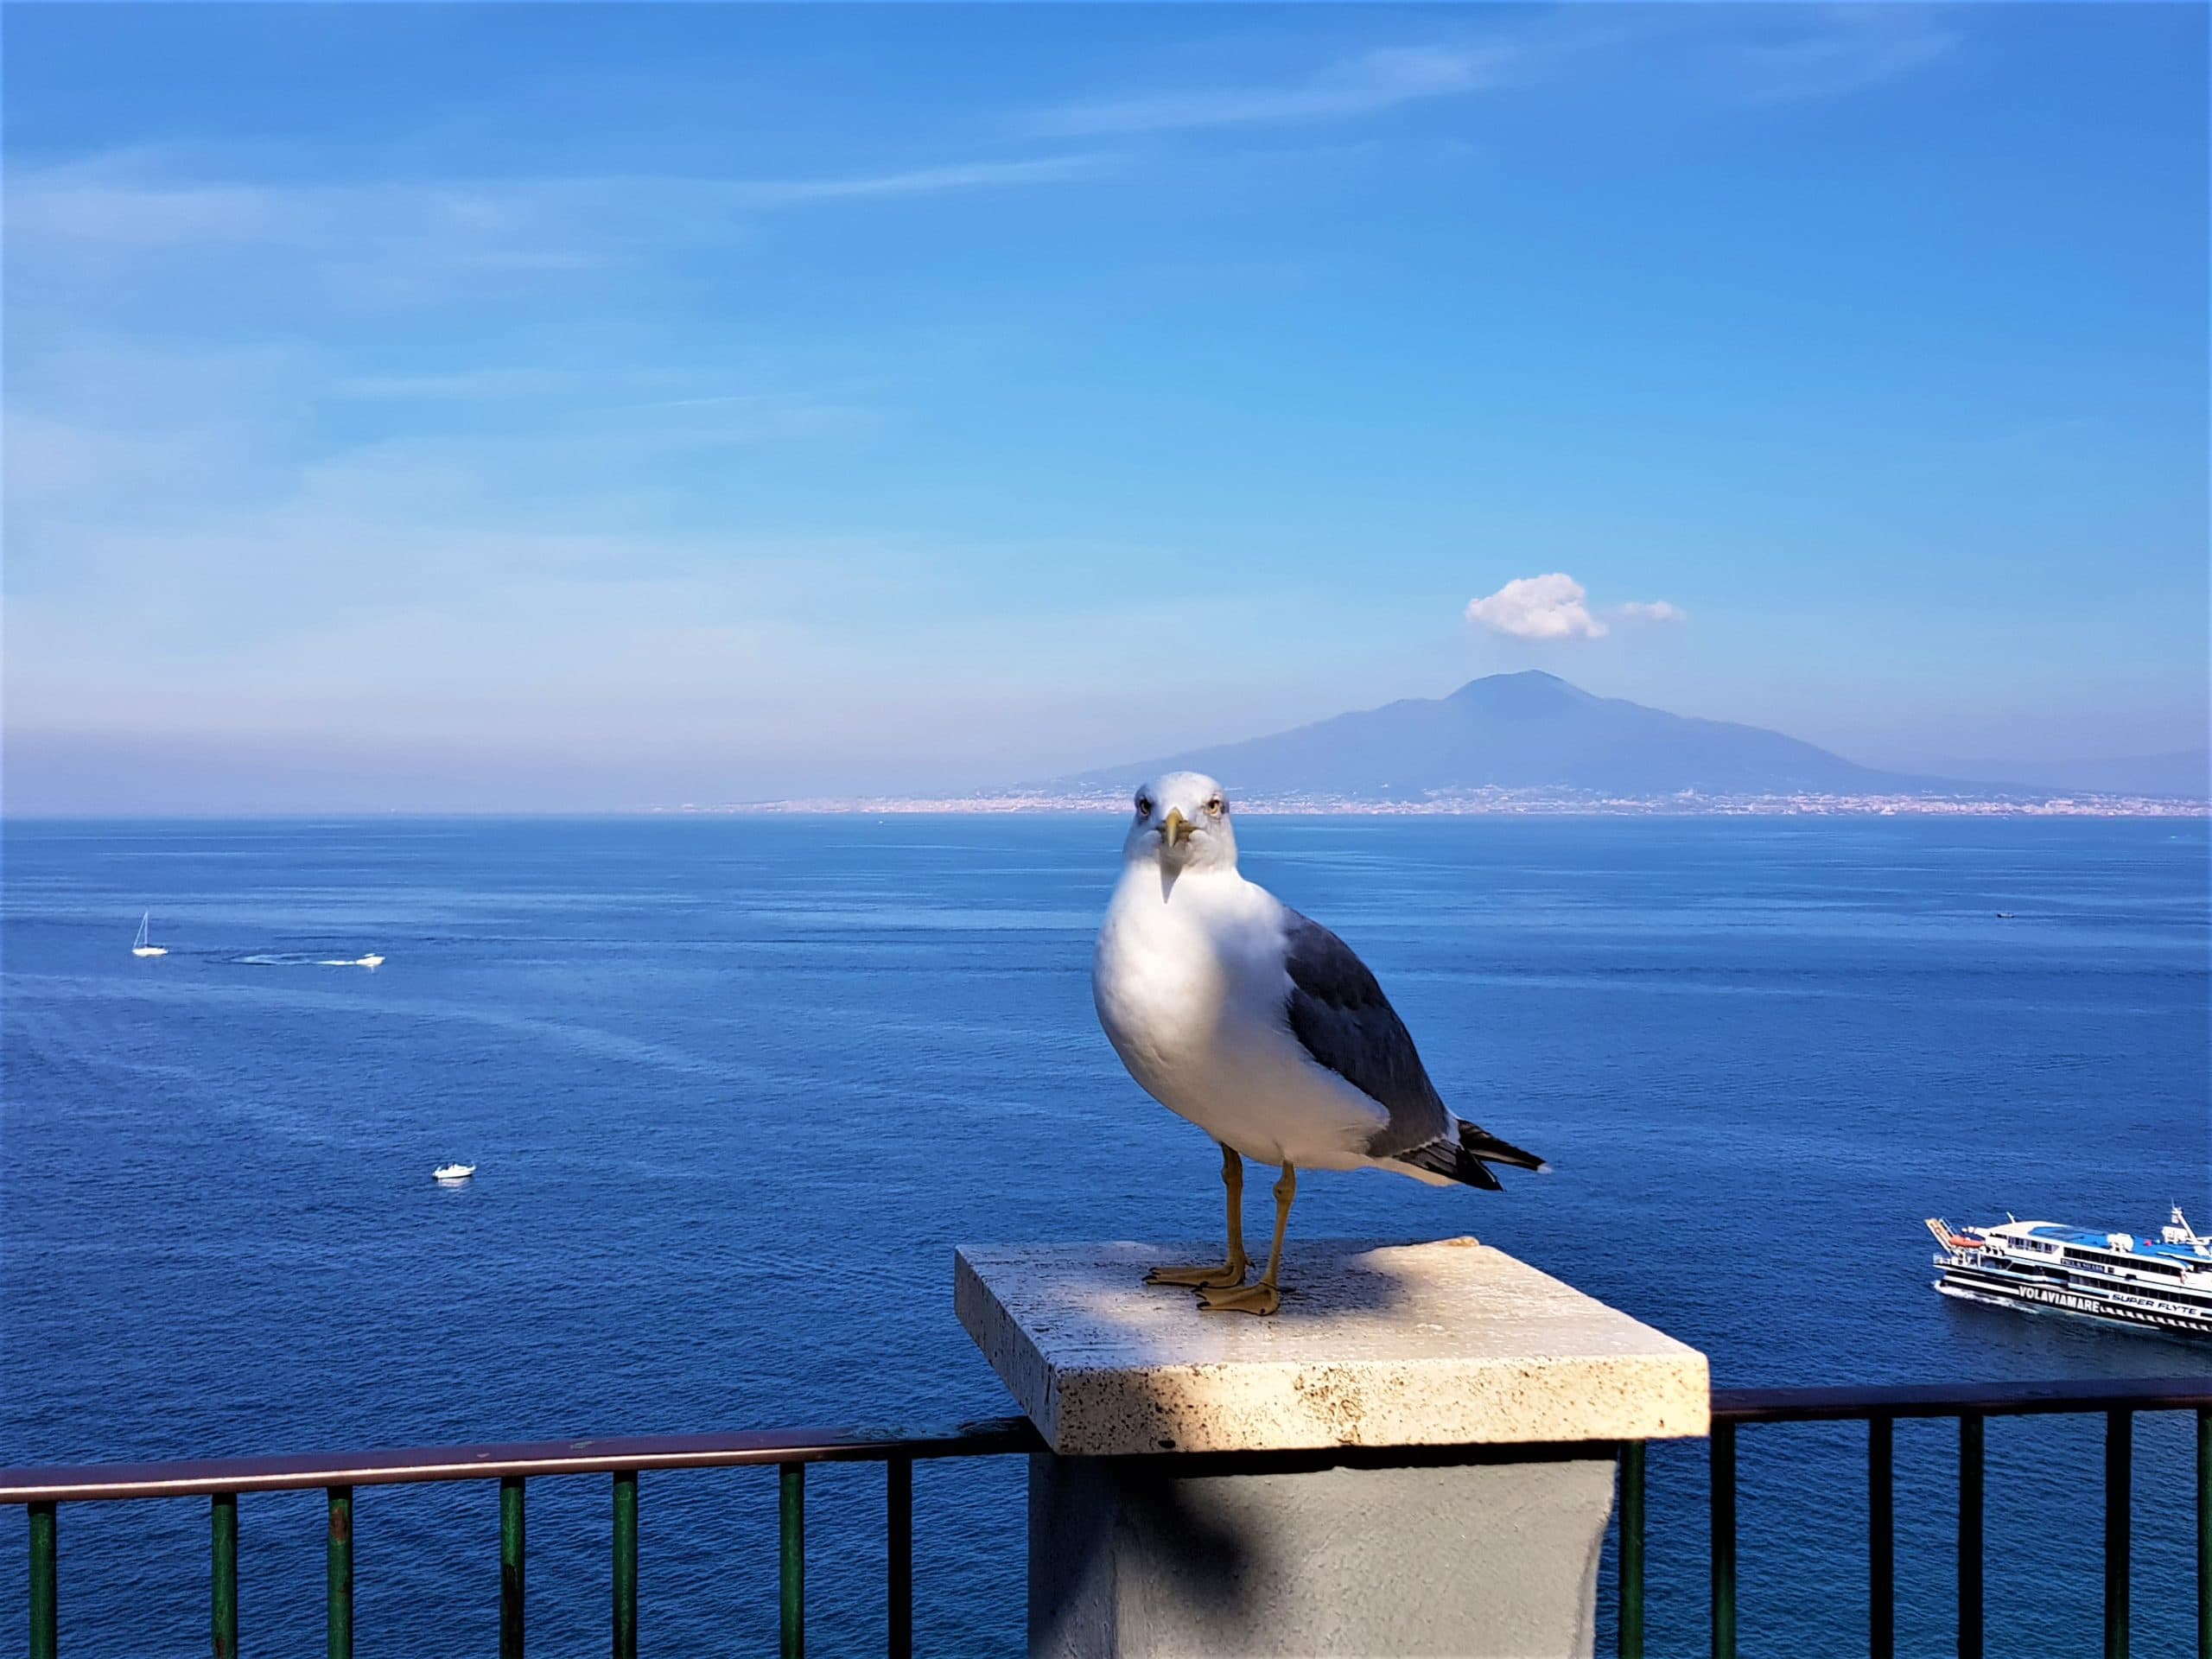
[957,1238,1710,1457]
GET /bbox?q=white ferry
[1926,1207,2212,1338]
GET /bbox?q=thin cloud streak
[739,154,1115,201]
[1030,12,1961,141]
[8,152,1117,252]
[1718,10,1961,104]
[333,369,571,401]
[1031,45,1510,137]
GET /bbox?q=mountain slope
[1068,671,1942,798]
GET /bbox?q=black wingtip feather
[1392,1139,1503,1190]
[1390,1120,1549,1191]
[1458,1120,1548,1173]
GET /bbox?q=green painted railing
[3,1421,1038,1659]
[1608,1375,2212,1659]
[5,1376,2209,1656]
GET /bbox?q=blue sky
[5,4,2205,809]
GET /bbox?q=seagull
[1092,771,1546,1315]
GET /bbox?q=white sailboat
[130,913,168,958]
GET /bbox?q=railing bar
[29,1499,56,1659]
[2198,1408,2209,1659]
[1869,1414,1894,1659]
[2106,1408,2131,1659]
[887,1454,913,1659]
[1713,1376,2212,1424]
[327,1484,353,1659]
[1618,1440,1645,1659]
[780,1462,805,1659]
[18,1384,2212,1503]
[501,1475,525,1659]
[212,1491,238,1659]
[612,1470,638,1659]
[0,1418,1047,1503]
[1712,1418,1737,1659]
[1959,1413,1984,1659]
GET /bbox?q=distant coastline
[663,789,2209,818]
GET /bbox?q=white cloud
[1033,45,1510,137]
[1465,575,1687,640]
[1465,573,1607,639]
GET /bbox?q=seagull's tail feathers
[1390,1119,1548,1191]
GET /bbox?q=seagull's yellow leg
[1200,1164,1294,1316]
[1145,1143,1249,1289]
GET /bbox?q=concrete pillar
[957,1238,1708,1659]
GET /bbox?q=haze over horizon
[5,6,2206,814]
[1067,670,2212,804]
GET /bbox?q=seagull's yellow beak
[1161,807,1193,848]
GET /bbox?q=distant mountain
[1066,671,1956,799]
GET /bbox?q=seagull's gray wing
[1279,909,1453,1160]
[1281,909,1548,1188]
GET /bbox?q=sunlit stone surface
[957,1236,1711,1458]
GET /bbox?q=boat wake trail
[236,953,386,969]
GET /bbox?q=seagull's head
[1124,772,1238,874]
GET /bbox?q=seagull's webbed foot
[1198,1281,1281,1316]
[1147,1142,1250,1291]
[1145,1257,1248,1290]
[1198,1163,1296,1317]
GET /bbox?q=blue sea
[3,815,2208,1656]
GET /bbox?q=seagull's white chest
[1092,865,1383,1167]
[1092,871,1253,1089]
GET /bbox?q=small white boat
[354,955,385,968]
[433,1163,476,1183]
[130,912,168,958]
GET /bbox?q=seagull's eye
[1205,797,1224,816]
[1135,795,1152,817]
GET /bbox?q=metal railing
[5,1376,2209,1657]
[1625,1375,2212,1659]
[0,1419,1043,1659]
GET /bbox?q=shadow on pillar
[1030,1446,1615,1659]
